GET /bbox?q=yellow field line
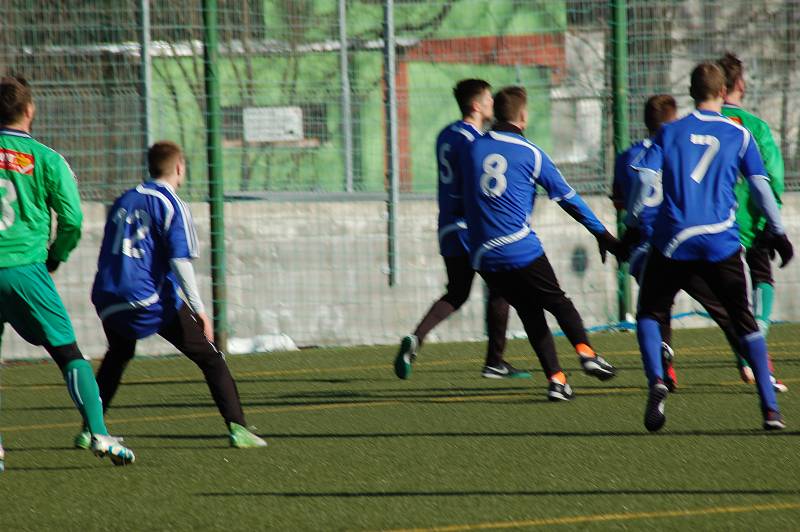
[4,340,800,391]
[377,501,800,532]
[0,391,539,433]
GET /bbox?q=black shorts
[745,246,773,286]
[441,255,476,307]
[637,248,758,337]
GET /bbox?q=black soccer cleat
[579,353,616,381]
[763,410,786,431]
[644,381,669,432]
[548,380,574,402]
[481,361,532,379]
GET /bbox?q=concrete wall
[3,193,800,360]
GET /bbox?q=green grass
[2,325,800,531]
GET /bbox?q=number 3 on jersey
[689,134,719,183]
[480,153,508,197]
[111,207,151,258]
[0,178,17,231]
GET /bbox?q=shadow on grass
[126,429,800,441]
[4,465,98,472]
[196,487,800,498]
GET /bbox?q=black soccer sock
[484,295,509,367]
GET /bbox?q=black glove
[46,257,61,273]
[617,226,644,263]
[595,230,622,264]
[756,230,794,268]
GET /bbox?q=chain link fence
[0,0,799,358]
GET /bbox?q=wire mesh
[0,0,798,359]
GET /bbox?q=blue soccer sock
[740,332,779,414]
[637,318,664,386]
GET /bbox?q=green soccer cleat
[74,429,91,450]
[394,334,418,380]
[229,423,268,448]
[91,434,135,466]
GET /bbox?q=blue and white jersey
[462,128,606,272]
[91,180,199,338]
[631,109,768,262]
[436,120,482,257]
[613,138,661,279]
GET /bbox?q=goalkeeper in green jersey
[0,76,134,466]
[718,53,787,392]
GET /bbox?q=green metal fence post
[202,0,228,351]
[384,0,399,286]
[611,0,631,323]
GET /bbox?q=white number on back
[438,143,453,184]
[0,178,17,231]
[111,207,151,259]
[689,134,720,183]
[480,153,508,197]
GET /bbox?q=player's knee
[443,291,469,309]
[188,346,224,369]
[45,342,85,372]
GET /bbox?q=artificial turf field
[1,324,799,531]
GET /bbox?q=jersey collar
[722,102,742,109]
[151,178,177,194]
[694,109,723,117]
[457,120,482,136]
[0,127,32,138]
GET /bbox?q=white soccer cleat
[771,375,789,393]
[0,436,5,472]
[739,366,755,384]
[91,434,135,466]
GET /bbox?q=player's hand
[758,231,794,268]
[197,312,215,343]
[618,226,644,262]
[595,230,622,264]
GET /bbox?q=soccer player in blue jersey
[624,63,793,431]
[78,141,266,449]
[395,79,527,380]
[462,86,620,401]
[615,94,787,394]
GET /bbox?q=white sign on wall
[243,106,304,142]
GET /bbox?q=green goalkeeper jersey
[0,128,82,268]
[722,103,784,249]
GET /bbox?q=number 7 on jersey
[689,134,720,183]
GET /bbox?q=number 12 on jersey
[111,207,151,258]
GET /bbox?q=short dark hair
[493,86,527,123]
[453,79,491,116]
[644,94,677,134]
[147,140,184,178]
[717,52,743,92]
[689,62,726,103]
[0,76,32,126]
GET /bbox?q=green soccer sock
[754,282,775,337]
[63,359,109,436]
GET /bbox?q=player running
[0,76,134,465]
[395,79,528,380]
[613,94,785,394]
[77,141,266,449]
[462,86,620,401]
[624,63,792,432]
[719,52,788,391]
